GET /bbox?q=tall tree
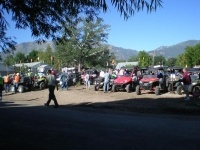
[166,57,177,67]
[184,44,200,67]
[137,51,152,67]
[26,50,39,62]
[0,0,162,52]
[153,55,166,66]
[14,52,26,64]
[176,53,186,67]
[55,17,110,71]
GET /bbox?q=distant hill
[107,45,138,60]
[148,40,200,58]
[2,40,200,60]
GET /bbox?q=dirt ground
[1,85,200,114]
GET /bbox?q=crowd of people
[0,66,199,106]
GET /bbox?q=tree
[184,44,200,67]
[137,51,152,67]
[153,55,166,66]
[26,50,39,62]
[176,53,186,67]
[129,55,139,62]
[3,55,15,66]
[55,17,111,71]
[0,0,162,52]
[14,52,26,64]
[166,57,177,67]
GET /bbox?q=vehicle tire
[112,84,117,92]
[168,84,173,92]
[90,79,93,85]
[177,85,183,95]
[39,82,45,90]
[192,86,200,106]
[136,85,141,95]
[18,85,24,93]
[10,85,15,92]
[126,84,131,93]
[94,85,99,91]
[155,86,160,95]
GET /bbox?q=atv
[33,73,47,90]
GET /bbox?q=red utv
[112,70,139,93]
[135,67,168,95]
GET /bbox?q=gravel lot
[1,85,200,114]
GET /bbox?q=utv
[166,67,183,94]
[10,76,33,93]
[94,75,116,91]
[136,67,168,95]
[112,71,138,93]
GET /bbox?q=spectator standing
[182,68,191,101]
[0,74,3,100]
[13,73,21,93]
[44,70,59,108]
[85,73,90,89]
[103,70,110,93]
[60,71,69,90]
[4,74,11,93]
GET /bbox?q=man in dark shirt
[182,68,191,101]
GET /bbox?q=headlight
[149,81,153,84]
[192,83,197,85]
[124,80,128,83]
[139,81,143,84]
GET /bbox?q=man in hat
[44,70,59,108]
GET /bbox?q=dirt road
[1,85,200,114]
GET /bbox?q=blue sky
[5,0,200,51]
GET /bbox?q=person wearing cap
[13,73,21,93]
[44,70,59,108]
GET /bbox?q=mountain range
[2,40,200,61]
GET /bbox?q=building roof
[14,62,43,68]
[116,62,138,69]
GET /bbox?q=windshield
[143,74,157,78]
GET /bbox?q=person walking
[103,70,110,93]
[0,74,4,100]
[44,70,59,108]
[182,68,191,101]
[4,74,11,93]
[85,73,90,89]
